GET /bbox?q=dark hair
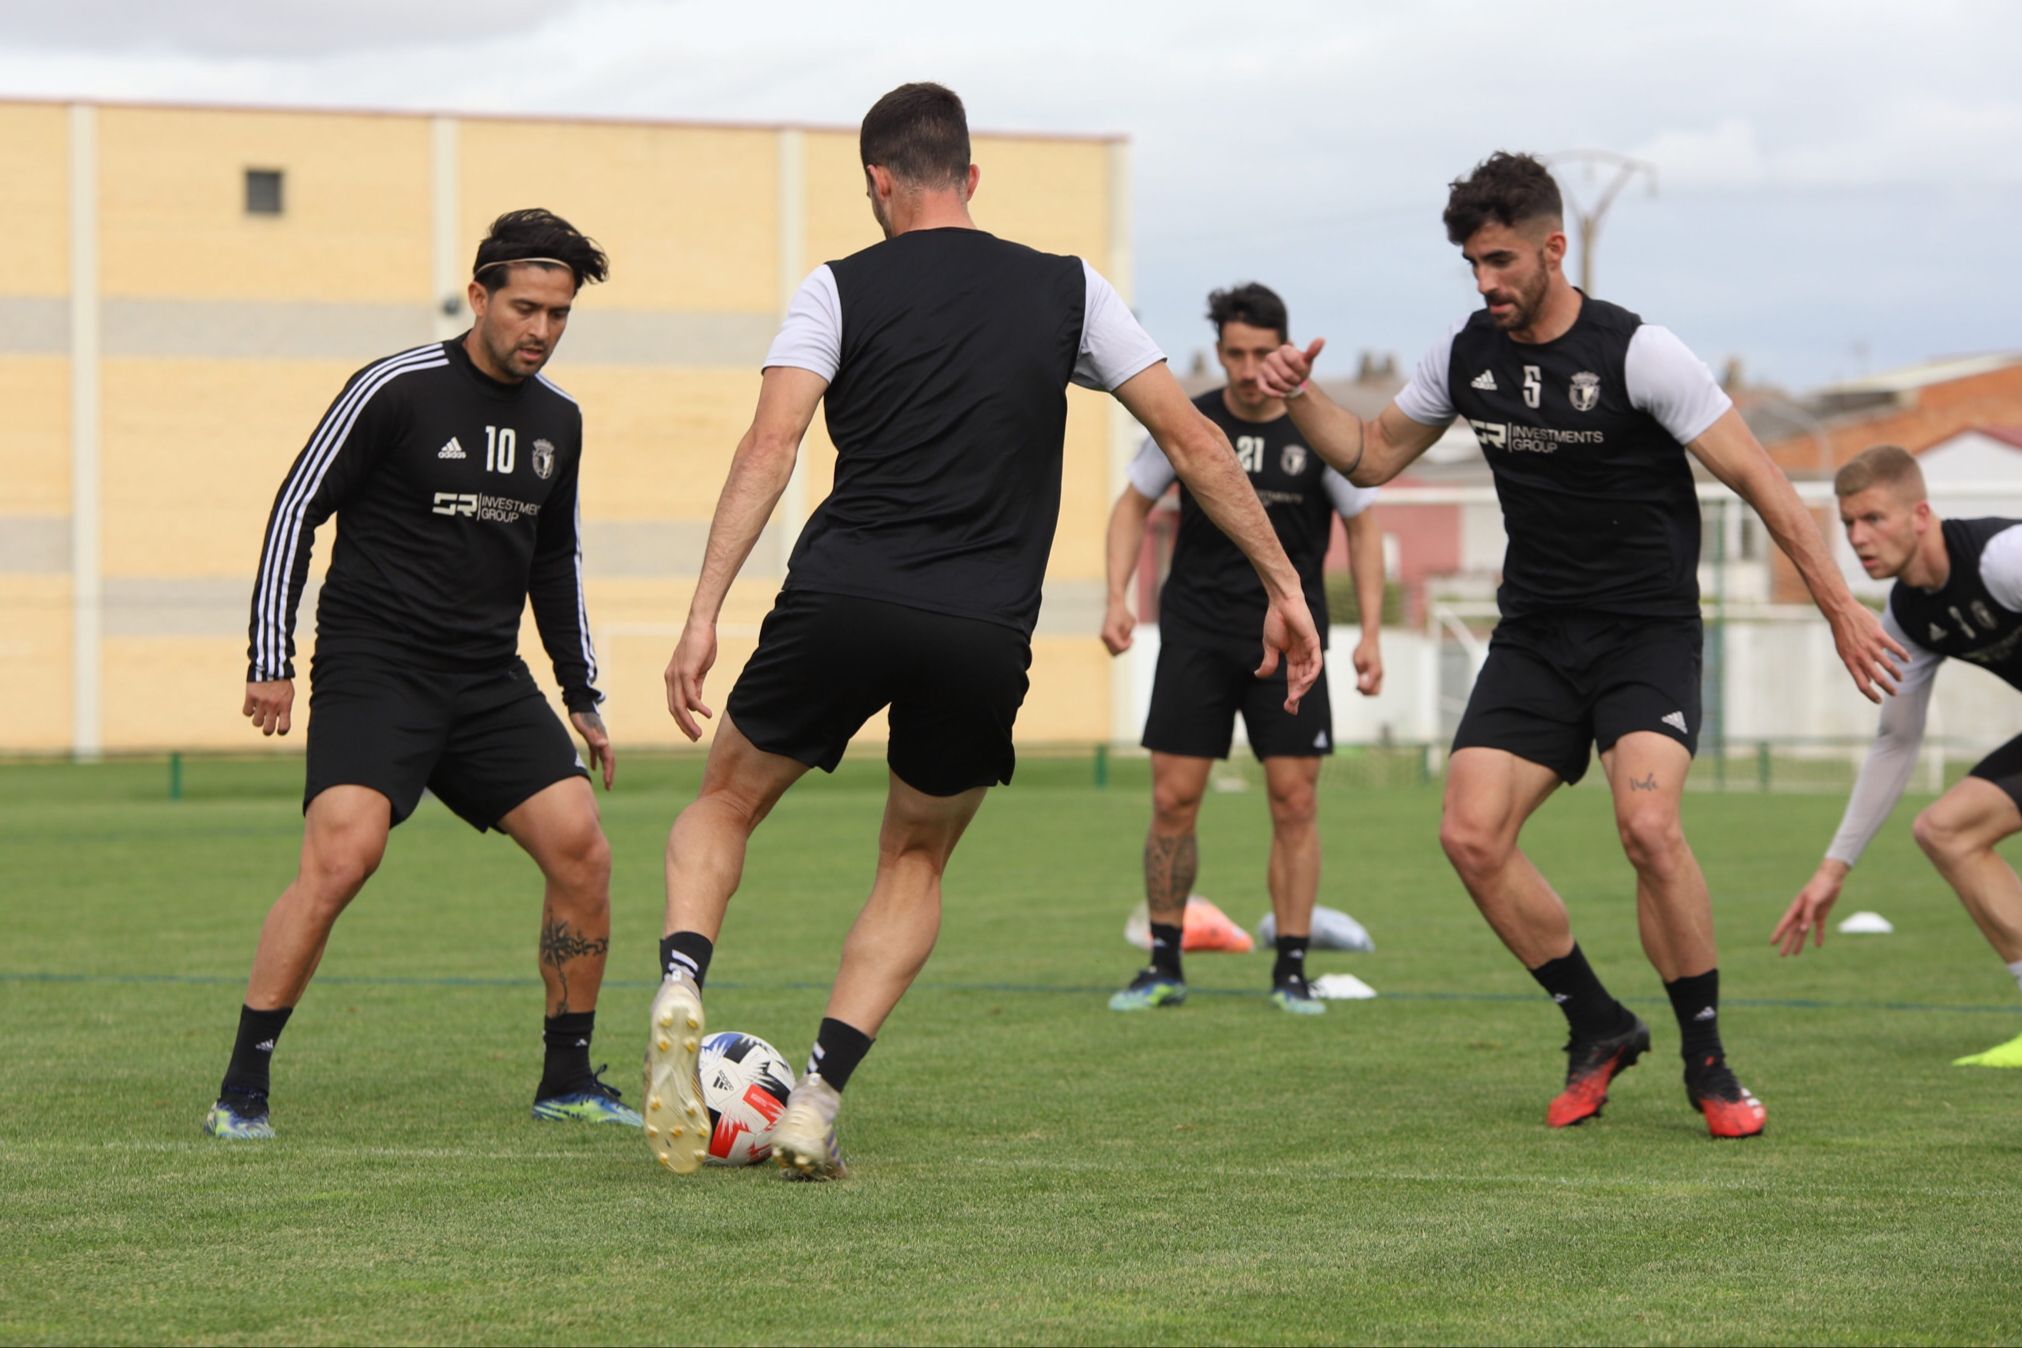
[1835,444,1926,501]
[1442,152,1563,246]
[1206,283,1288,343]
[472,208,609,293]
[860,82,971,188]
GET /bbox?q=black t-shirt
[763,229,1165,638]
[1889,517,2022,691]
[246,337,601,709]
[1399,296,1732,620]
[1134,389,1375,648]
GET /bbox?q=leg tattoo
[539,913,610,1015]
[1143,832,1198,924]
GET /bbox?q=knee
[297,838,382,915]
[1267,781,1317,832]
[549,824,612,903]
[1151,780,1202,833]
[1617,807,1685,874]
[1439,811,1508,881]
[1912,806,1968,863]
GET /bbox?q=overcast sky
[4,0,2016,392]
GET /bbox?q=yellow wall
[0,100,1126,756]
[0,104,71,298]
[99,108,433,303]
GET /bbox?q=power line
[1543,149,1657,296]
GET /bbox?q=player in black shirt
[1775,446,2022,1069]
[1102,284,1385,1015]
[642,84,1322,1179]
[203,210,634,1139]
[1257,153,1904,1138]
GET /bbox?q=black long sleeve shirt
[246,338,602,710]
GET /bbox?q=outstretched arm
[1342,506,1386,695]
[1773,631,1939,954]
[1257,338,1450,486]
[1112,362,1321,711]
[1687,408,1905,702]
[664,365,828,740]
[1102,486,1158,655]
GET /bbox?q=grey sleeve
[1072,261,1166,392]
[1980,524,2022,611]
[1824,609,1944,867]
[1323,470,1378,519]
[1624,325,1733,444]
[1393,320,1460,426]
[761,266,842,381]
[1124,435,1176,499]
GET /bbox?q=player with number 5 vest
[1256,152,1904,1138]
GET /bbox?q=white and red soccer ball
[698,1031,795,1166]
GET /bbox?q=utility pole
[1542,150,1657,296]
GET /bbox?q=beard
[1486,263,1550,330]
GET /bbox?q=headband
[473,256,574,278]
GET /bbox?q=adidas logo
[1693,1006,1717,1022]
[1551,993,1570,1004]
[438,436,466,460]
[1470,370,1498,391]
[1662,710,1689,734]
[1313,730,1329,750]
[254,1038,276,1053]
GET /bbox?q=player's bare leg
[1914,778,2022,961]
[648,717,809,1173]
[1262,755,1324,1013]
[1441,748,1649,1126]
[1913,779,2022,1067]
[206,786,390,1138]
[1110,753,1209,1011]
[502,778,634,1125]
[245,786,392,1008]
[1438,748,1567,964]
[1600,732,1762,1137]
[775,773,986,1179]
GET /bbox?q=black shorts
[725,590,1031,797]
[304,648,587,830]
[1969,733,2022,813]
[1141,635,1334,760]
[1452,612,1701,786]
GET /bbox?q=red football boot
[1547,1015,1651,1128]
[1684,1053,1767,1139]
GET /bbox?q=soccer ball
[698,1031,796,1166]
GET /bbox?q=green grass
[3,754,2020,1345]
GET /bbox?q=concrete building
[0,98,1134,756]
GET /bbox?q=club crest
[532,438,556,480]
[1569,371,1601,412]
[1281,443,1309,475]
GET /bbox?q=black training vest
[1888,517,2022,691]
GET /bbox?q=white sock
[2008,959,2022,996]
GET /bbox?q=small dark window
[245,168,284,215]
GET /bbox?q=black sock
[1148,922,1184,979]
[219,1004,292,1102]
[805,1017,874,1093]
[1528,945,1628,1039]
[1272,934,1309,985]
[659,931,714,988]
[1665,969,1724,1065]
[538,1010,596,1098]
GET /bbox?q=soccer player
[203,210,633,1139]
[1101,282,1384,1015]
[644,83,1322,1179]
[1256,153,1903,1137]
[1774,446,2022,1067]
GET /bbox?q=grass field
[3,752,2019,1345]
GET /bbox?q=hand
[570,709,616,790]
[243,679,294,736]
[1829,603,1907,704]
[1100,597,1136,656]
[1258,593,1323,714]
[1353,635,1384,696]
[1258,338,1325,399]
[1771,860,1848,956]
[664,617,718,742]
